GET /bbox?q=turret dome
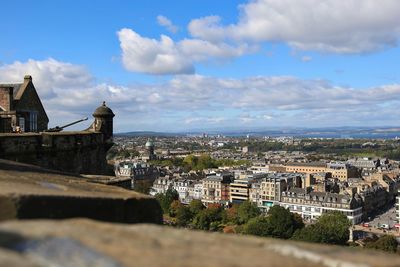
[145,139,154,147]
[93,101,115,117]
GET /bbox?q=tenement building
[259,173,301,212]
[285,161,359,181]
[280,188,363,224]
[202,173,233,206]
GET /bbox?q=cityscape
[1,0,400,266]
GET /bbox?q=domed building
[143,138,156,161]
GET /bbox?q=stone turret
[90,101,115,142]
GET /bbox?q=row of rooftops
[282,187,361,205]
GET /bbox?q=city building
[249,182,262,207]
[326,162,359,181]
[285,162,327,174]
[202,173,233,206]
[249,164,270,174]
[285,161,358,181]
[280,188,363,224]
[259,173,299,211]
[193,182,203,200]
[115,161,159,189]
[230,178,251,204]
[149,176,174,196]
[142,139,156,161]
[0,75,48,132]
[230,173,268,204]
[397,190,400,223]
[173,179,195,204]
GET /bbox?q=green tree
[316,211,351,245]
[169,200,183,217]
[244,216,271,237]
[189,199,205,215]
[122,150,131,158]
[291,224,323,243]
[266,206,303,239]
[176,206,193,227]
[193,204,223,230]
[292,211,350,245]
[365,235,398,253]
[237,201,261,225]
[183,155,198,171]
[197,154,216,170]
[292,213,305,230]
[155,188,179,214]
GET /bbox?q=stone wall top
[0,218,399,267]
[0,159,162,223]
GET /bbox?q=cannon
[45,117,88,132]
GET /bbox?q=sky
[1,0,400,132]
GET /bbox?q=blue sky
[1,0,400,132]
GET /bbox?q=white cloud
[0,58,92,98]
[188,16,226,43]
[157,15,178,33]
[189,0,400,54]
[118,0,400,76]
[117,28,194,75]
[3,58,400,131]
[185,116,225,124]
[117,28,250,75]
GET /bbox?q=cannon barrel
[45,117,88,132]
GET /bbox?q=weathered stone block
[0,159,162,224]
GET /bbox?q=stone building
[229,173,266,204]
[149,176,174,196]
[259,173,299,211]
[115,160,159,189]
[280,188,363,224]
[202,173,233,206]
[229,178,252,204]
[173,179,195,204]
[285,161,358,181]
[0,75,48,133]
[285,162,327,174]
[142,139,156,161]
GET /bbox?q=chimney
[0,86,13,111]
[24,75,32,82]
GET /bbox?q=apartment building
[230,173,268,204]
[258,173,300,211]
[280,188,363,224]
[202,173,233,206]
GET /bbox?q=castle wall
[0,131,110,174]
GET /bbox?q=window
[29,112,37,132]
[18,117,25,132]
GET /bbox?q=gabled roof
[0,76,49,122]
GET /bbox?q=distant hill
[116,126,400,139]
[115,131,184,137]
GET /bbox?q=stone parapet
[0,131,109,174]
[0,218,399,267]
[0,159,162,224]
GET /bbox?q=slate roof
[0,83,23,99]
